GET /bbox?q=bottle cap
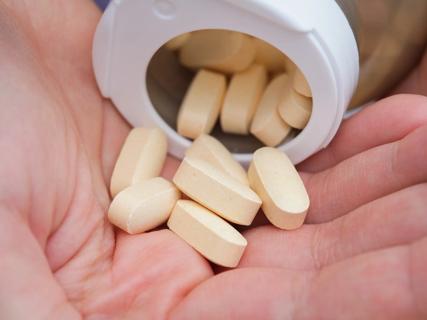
[93,0,359,165]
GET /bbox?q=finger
[239,183,427,270]
[171,239,427,319]
[410,236,427,316]
[304,123,427,223]
[0,209,81,319]
[299,239,427,319]
[170,268,312,320]
[298,94,427,172]
[311,183,427,267]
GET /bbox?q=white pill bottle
[93,0,427,165]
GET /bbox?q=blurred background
[95,0,109,10]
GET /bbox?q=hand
[0,1,426,319]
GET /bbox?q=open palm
[1,1,426,319]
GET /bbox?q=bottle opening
[146,29,312,154]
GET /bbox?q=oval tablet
[220,64,268,135]
[278,86,312,129]
[185,134,249,185]
[283,56,296,73]
[165,33,191,50]
[292,68,312,97]
[248,147,309,230]
[253,39,286,73]
[168,200,247,267]
[179,30,255,73]
[250,74,292,147]
[177,69,226,139]
[108,177,181,234]
[173,157,262,225]
[110,128,167,197]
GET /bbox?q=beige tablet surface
[179,30,255,73]
[185,134,248,185]
[177,69,226,139]
[173,157,262,225]
[109,177,181,234]
[168,200,247,267]
[278,87,312,129]
[248,147,309,230]
[110,128,167,197]
[220,64,267,134]
[250,74,292,147]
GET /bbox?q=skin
[0,0,426,319]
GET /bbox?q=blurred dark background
[95,0,109,10]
